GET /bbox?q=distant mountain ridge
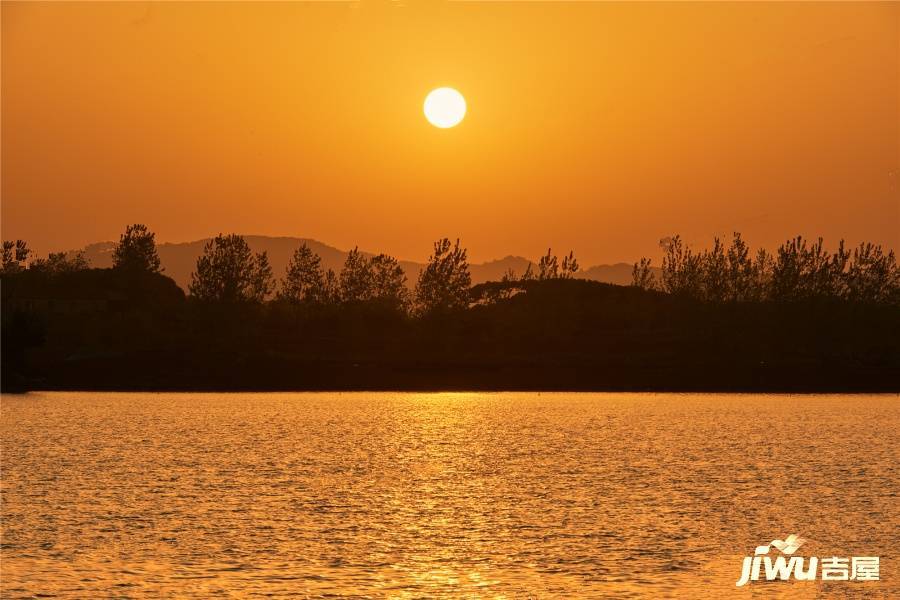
[73,236,657,291]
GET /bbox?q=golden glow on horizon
[424,88,466,129]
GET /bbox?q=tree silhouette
[339,247,374,303]
[501,268,519,284]
[323,268,339,303]
[700,237,727,301]
[771,236,843,301]
[279,243,326,304]
[636,233,899,305]
[2,240,30,274]
[415,238,471,314]
[520,263,536,281]
[845,243,899,303]
[334,248,409,310]
[30,251,89,274]
[631,258,655,290]
[493,268,523,301]
[112,224,162,273]
[369,253,409,311]
[250,251,274,301]
[189,234,273,302]
[537,249,579,279]
[538,249,559,280]
[4,228,900,393]
[560,250,580,279]
[751,248,775,301]
[725,233,754,301]
[660,235,703,296]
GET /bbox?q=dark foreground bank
[3,271,899,393]
[7,358,898,393]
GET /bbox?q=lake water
[2,392,897,598]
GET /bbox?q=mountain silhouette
[72,236,657,291]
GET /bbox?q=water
[2,392,897,598]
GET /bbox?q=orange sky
[2,1,898,265]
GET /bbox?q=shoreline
[6,369,898,394]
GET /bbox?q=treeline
[2,225,584,316]
[4,226,899,312]
[3,226,899,392]
[183,233,472,315]
[631,233,899,305]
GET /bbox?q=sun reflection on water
[1,392,897,598]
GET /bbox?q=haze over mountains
[73,236,650,291]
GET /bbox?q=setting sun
[424,87,466,129]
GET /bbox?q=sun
[424,87,466,129]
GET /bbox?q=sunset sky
[2,1,898,265]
